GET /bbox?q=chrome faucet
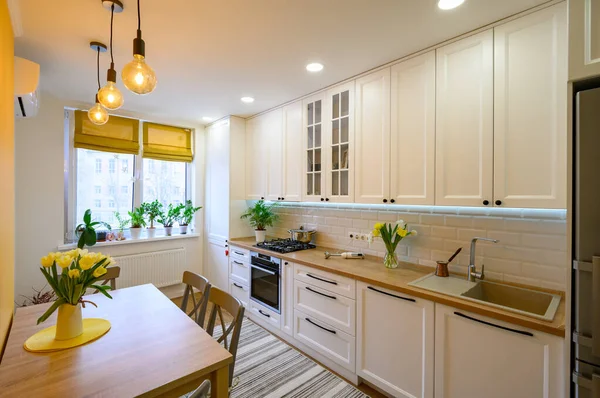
[468,237,499,282]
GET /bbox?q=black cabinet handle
[325,198,330,202]
[306,318,336,334]
[284,262,288,265]
[306,273,338,285]
[306,286,337,300]
[367,286,416,302]
[233,251,245,256]
[390,199,395,203]
[282,197,285,200]
[495,200,502,206]
[454,312,533,337]
[258,309,271,318]
[483,200,489,206]
[233,260,244,266]
[233,282,243,289]
[321,198,325,201]
[261,197,265,200]
[383,199,388,203]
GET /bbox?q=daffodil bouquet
[370,221,417,269]
[37,249,115,324]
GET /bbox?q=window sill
[58,232,201,251]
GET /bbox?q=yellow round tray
[24,318,111,353]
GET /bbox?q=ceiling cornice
[7,0,23,37]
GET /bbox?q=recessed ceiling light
[202,117,213,122]
[306,63,324,72]
[438,0,465,10]
[241,97,255,103]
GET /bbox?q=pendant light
[98,1,124,110]
[88,42,109,125]
[121,0,157,95]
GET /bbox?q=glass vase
[384,250,399,269]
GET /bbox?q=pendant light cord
[96,48,101,91]
[110,3,115,66]
[137,0,141,31]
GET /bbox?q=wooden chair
[205,287,245,389]
[180,271,211,328]
[188,380,210,398]
[95,266,121,291]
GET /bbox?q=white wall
[14,92,206,303]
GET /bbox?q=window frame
[64,110,193,242]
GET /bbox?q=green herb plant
[179,200,202,226]
[240,200,279,231]
[76,209,112,249]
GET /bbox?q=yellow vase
[55,303,83,341]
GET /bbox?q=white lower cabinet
[248,299,281,330]
[229,279,249,308]
[434,304,564,398]
[281,260,294,337]
[229,257,250,286]
[294,308,356,372]
[356,281,434,398]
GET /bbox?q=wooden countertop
[230,237,566,337]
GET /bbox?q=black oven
[250,251,281,314]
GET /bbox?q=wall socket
[348,231,369,241]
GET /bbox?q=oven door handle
[251,264,278,276]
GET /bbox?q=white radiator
[112,248,187,289]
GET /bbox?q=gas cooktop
[254,239,316,254]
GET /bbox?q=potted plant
[128,207,146,239]
[240,200,279,243]
[76,209,111,249]
[141,200,163,238]
[158,203,183,236]
[113,211,129,241]
[178,200,202,234]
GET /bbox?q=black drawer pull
[306,286,337,300]
[234,251,245,256]
[233,260,244,266]
[233,282,244,289]
[367,286,416,302]
[306,318,336,334]
[258,309,271,318]
[454,312,533,337]
[307,273,338,285]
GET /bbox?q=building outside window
[121,159,129,173]
[108,200,115,208]
[94,199,101,208]
[109,158,116,174]
[95,159,102,174]
[94,185,101,194]
[121,186,128,194]
[142,159,187,207]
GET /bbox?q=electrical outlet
[348,231,359,239]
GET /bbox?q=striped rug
[216,318,369,398]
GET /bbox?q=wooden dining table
[0,284,233,397]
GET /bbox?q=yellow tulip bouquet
[37,249,115,325]
[371,220,417,269]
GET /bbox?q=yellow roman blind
[142,122,193,162]
[74,110,140,154]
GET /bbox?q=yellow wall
[0,0,14,360]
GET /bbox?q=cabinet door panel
[282,101,303,202]
[356,282,434,398]
[245,117,267,200]
[435,30,494,207]
[355,68,390,204]
[264,109,284,201]
[281,260,294,336]
[391,52,436,205]
[569,0,600,81]
[494,3,567,209]
[229,279,249,308]
[434,304,564,398]
[302,94,326,202]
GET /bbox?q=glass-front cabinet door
[302,94,325,202]
[326,81,354,202]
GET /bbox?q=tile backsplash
[270,203,568,291]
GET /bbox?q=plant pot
[255,229,267,243]
[117,231,125,241]
[164,226,173,236]
[55,303,83,341]
[147,227,156,239]
[130,228,142,239]
[96,231,107,242]
[180,225,188,235]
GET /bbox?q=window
[94,186,101,194]
[109,186,115,196]
[94,199,101,208]
[109,158,116,174]
[121,159,129,173]
[121,186,128,194]
[95,159,102,174]
[142,159,187,206]
[108,200,115,208]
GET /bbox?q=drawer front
[248,300,281,330]
[294,263,356,299]
[230,246,250,262]
[229,279,249,308]
[294,280,356,336]
[229,257,250,285]
[294,309,356,372]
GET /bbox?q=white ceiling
[14,0,551,125]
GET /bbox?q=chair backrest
[180,271,211,328]
[206,287,245,388]
[96,266,121,290]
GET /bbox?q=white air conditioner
[14,57,40,118]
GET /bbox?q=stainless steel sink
[408,273,561,321]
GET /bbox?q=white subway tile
[410,224,432,236]
[521,263,566,284]
[420,214,445,225]
[521,234,567,251]
[472,217,505,231]
[431,226,458,239]
[409,246,431,260]
[503,274,542,288]
[445,216,474,228]
[521,208,567,220]
[377,211,398,222]
[482,258,521,275]
[394,212,420,223]
[457,229,487,241]
[352,219,370,229]
[487,231,521,246]
[413,236,445,250]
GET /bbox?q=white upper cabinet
[390,51,436,206]
[245,116,267,200]
[326,81,355,203]
[434,304,564,398]
[264,108,284,202]
[569,0,600,81]
[302,93,326,202]
[435,30,494,207]
[354,68,391,204]
[282,101,303,202]
[494,3,567,209]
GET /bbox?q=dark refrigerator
[573,86,600,397]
